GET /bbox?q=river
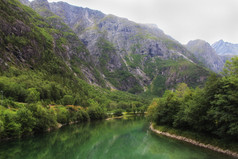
[0,116,235,159]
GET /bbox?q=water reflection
[0,116,235,159]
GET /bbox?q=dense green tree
[3,110,21,137]
[113,109,123,116]
[222,57,238,77]
[87,106,106,120]
[148,57,238,140]
[207,57,238,138]
[62,95,74,105]
[17,107,36,134]
[26,88,40,103]
[80,109,90,121]
[146,98,160,121]
[155,91,180,126]
[28,104,57,132]
[56,107,69,124]
[0,119,4,134]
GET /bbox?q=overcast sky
[41,0,238,44]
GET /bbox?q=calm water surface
[0,116,235,159]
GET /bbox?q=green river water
[0,116,235,159]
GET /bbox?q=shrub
[62,95,74,105]
[80,109,90,121]
[26,88,40,103]
[28,104,57,132]
[113,109,123,116]
[17,107,36,134]
[0,119,4,134]
[87,106,106,120]
[3,110,21,137]
[56,107,69,124]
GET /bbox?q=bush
[26,88,40,103]
[17,107,36,134]
[3,110,21,137]
[28,104,57,132]
[74,109,90,122]
[56,107,69,124]
[87,106,106,120]
[80,109,90,121]
[62,95,74,105]
[0,119,4,134]
[113,109,123,116]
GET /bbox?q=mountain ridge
[45,0,209,93]
[212,40,238,56]
[186,39,224,73]
[11,0,210,96]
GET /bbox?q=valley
[0,0,238,158]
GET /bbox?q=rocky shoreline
[150,124,238,158]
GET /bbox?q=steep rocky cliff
[186,40,224,73]
[12,0,210,95]
[46,1,209,94]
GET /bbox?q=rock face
[18,0,30,6]
[0,0,103,86]
[212,40,238,55]
[219,55,233,64]
[13,0,210,95]
[186,40,224,73]
[47,1,209,93]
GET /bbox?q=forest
[148,57,238,141]
[0,67,148,139]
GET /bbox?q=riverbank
[106,116,123,120]
[106,112,145,120]
[150,123,238,158]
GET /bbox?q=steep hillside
[28,0,109,87]
[186,40,224,73]
[44,0,209,95]
[212,40,238,55]
[219,55,233,64]
[0,0,147,107]
[0,0,95,80]
[0,0,96,103]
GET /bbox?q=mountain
[0,0,148,108]
[3,0,210,97]
[1,0,106,84]
[186,40,224,73]
[212,40,238,55]
[0,0,101,103]
[38,0,209,94]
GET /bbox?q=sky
[35,0,238,44]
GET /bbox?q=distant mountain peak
[145,23,158,28]
[187,39,208,44]
[212,40,238,55]
[186,39,224,73]
[218,39,224,43]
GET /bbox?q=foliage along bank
[0,71,148,140]
[147,57,238,142]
